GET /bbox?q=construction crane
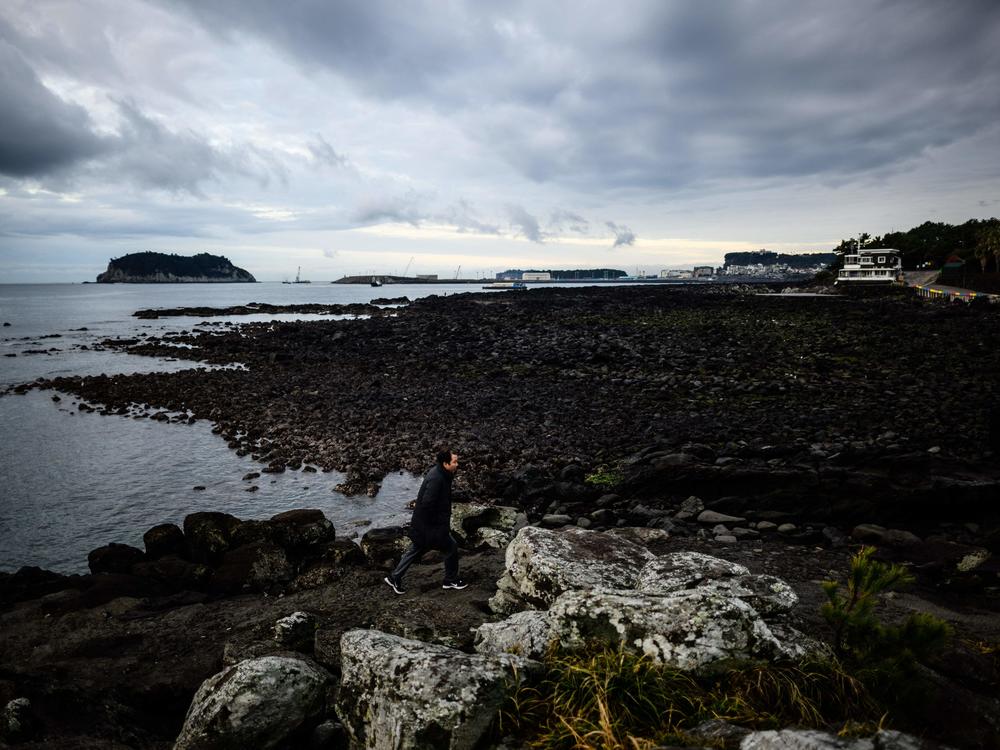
[403,256,414,278]
[454,265,461,279]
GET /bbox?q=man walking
[384,449,467,594]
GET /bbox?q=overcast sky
[2,0,999,282]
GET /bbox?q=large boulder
[360,526,411,569]
[131,555,211,590]
[636,551,749,591]
[210,542,293,593]
[337,629,536,750]
[474,610,553,660]
[87,543,145,574]
[269,509,336,551]
[636,552,797,616]
[488,526,654,614]
[546,588,785,673]
[184,512,241,565]
[143,523,186,559]
[174,656,329,750]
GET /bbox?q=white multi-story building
[836,249,902,285]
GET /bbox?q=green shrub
[584,465,623,487]
[821,546,951,665]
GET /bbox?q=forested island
[95,252,256,283]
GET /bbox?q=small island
[96,252,256,283]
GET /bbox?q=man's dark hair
[436,449,454,466]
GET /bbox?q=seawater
[0,282,496,573]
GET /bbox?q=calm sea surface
[0,281,519,573]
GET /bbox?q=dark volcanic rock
[143,523,186,559]
[210,542,293,594]
[269,509,336,551]
[87,542,146,574]
[184,512,241,565]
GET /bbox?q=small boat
[482,281,527,290]
[284,266,310,284]
[370,277,383,287]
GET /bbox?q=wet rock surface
[3,285,1000,747]
[22,286,1000,520]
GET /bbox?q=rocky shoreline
[2,283,999,747]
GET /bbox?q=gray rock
[636,552,799,616]
[756,521,778,532]
[636,551,750,593]
[883,528,922,546]
[547,588,783,674]
[698,575,799,617]
[689,718,752,746]
[475,527,514,549]
[184,511,242,565]
[540,514,573,528]
[602,527,672,550]
[475,610,553,659]
[851,524,887,543]
[87,542,146,574]
[740,728,951,749]
[211,541,293,593]
[715,534,739,543]
[697,509,747,524]
[175,656,329,750]
[1,698,34,743]
[777,523,798,534]
[337,629,535,750]
[270,509,336,550]
[143,523,186,559]
[451,503,519,544]
[360,526,411,569]
[488,527,653,614]
[576,517,592,529]
[274,611,317,651]
[679,495,705,515]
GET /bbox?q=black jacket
[408,464,454,550]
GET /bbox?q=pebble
[697,510,746,524]
[777,523,797,534]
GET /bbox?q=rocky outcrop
[547,588,790,672]
[337,629,536,750]
[174,656,329,750]
[478,530,820,671]
[96,251,255,283]
[488,526,654,614]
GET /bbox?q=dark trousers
[391,534,460,583]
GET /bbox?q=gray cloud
[506,204,545,243]
[308,134,348,169]
[163,1,1000,192]
[441,199,500,235]
[351,190,427,226]
[606,221,636,248]
[549,209,589,234]
[0,39,108,177]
